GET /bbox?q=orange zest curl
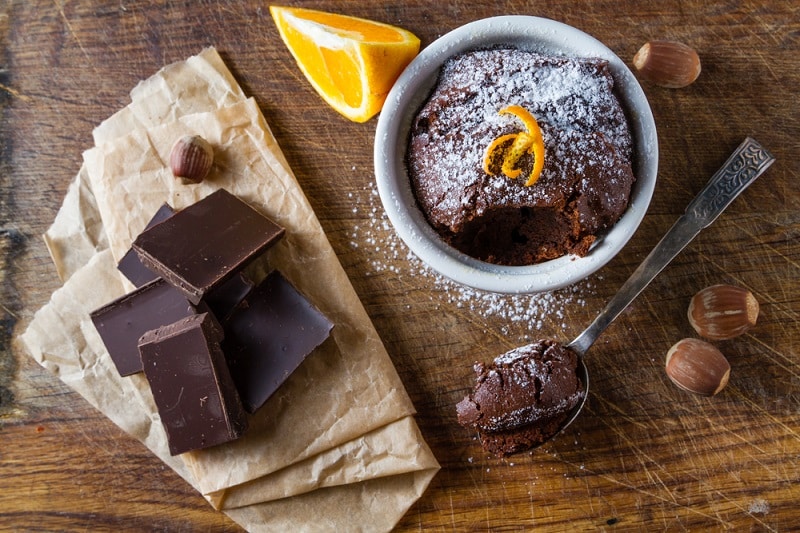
[483,105,545,187]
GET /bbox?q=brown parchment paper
[21,47,439,532]
[42,165,108,283]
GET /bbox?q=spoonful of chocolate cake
[457,138,775,457]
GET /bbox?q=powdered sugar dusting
[348,181,597,333]
[408,49,633,235]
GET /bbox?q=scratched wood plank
[2,0,799,531]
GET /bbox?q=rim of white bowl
[374,15,658,294]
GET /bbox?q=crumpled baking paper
[20,47,439,532]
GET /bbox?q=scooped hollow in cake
[407,48,635,266]
[456,340,584,457]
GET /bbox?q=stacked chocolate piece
[90,188,333,455]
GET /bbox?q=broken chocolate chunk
[139,312,247,456]
[223,270,334,413]
[117,203,176,287]
[90,278,197,377]
[132,189,285,304]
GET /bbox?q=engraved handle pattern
[688,137,776,225]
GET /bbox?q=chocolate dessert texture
[456,340,584,456]
[407,48,635,265]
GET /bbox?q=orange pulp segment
[270,6,421,122]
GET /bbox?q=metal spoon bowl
[553,137,775,442]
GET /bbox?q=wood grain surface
[2,1,799,531]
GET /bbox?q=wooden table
[2,1,798,530]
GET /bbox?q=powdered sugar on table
[347,181,597,336]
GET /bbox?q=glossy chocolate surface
[117,203,176,287]
[139,312,247,456]
[132,189,284,304]
[204,271,254,321]
[223,271,334,413]
[90,278,197,376]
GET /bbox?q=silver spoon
[557,137,775,439]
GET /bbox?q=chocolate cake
[407,49,635,265]
[456,340,584,457]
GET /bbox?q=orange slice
[270,6,421,122]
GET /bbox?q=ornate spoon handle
[686,137,777,225]
[569,137,775,356]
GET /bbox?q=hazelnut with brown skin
[666,338,731,396]
[170,135,214,183]
[688,284,759,340]
[633,40,701,88]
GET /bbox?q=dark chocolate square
[223,271,334,413]
[204,272,254,321]
[139,312,247,456]
[90,278,198,377]
[131,189,285,304]
[117,203,176,287]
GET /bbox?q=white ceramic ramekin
[374,16,658,293]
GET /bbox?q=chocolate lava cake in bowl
[374,16,658,293]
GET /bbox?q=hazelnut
[665,338,730,396]
[169,135,214,183]
[633,40,701,88]
[688,284,759,340]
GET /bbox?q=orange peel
[484,105,546,186]
[482,133,518,175]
